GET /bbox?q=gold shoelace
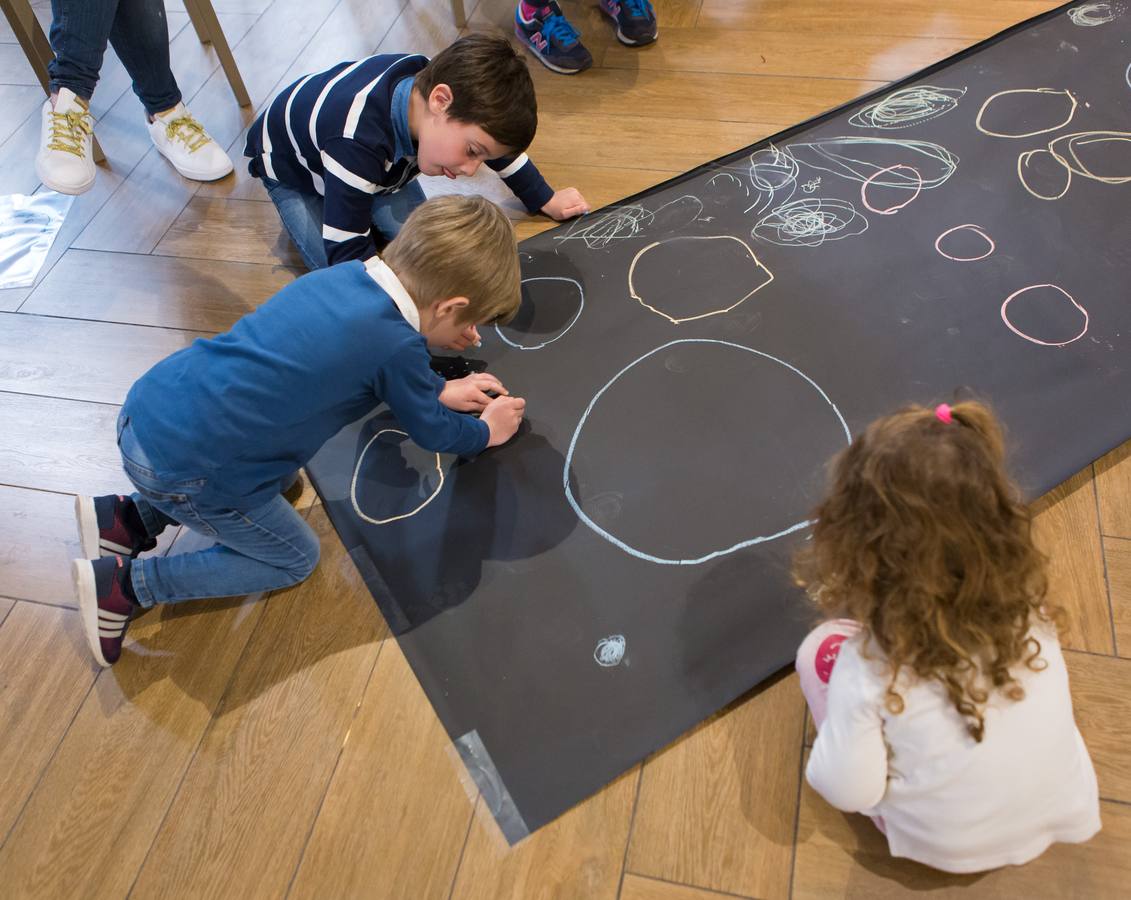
[162,115,211,153]
[47,107,93,158]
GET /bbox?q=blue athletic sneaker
[515,2,593,75]
[600,0,658,47]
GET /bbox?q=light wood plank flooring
[2,2,1128,897]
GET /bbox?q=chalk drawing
[752,198,869,247]
[563,340,851,566]
[975,88,1078,138]
[628,236,774,324]
[860,164,923,215]
[495,276,585,351]
[1017,130,1131,199]
[1068,2,1124,26]
[850,85,967,129]
[786,136,958,190]
[351,428,445,525]
[594,635,626,667]
[934,224,996,261]
[746,145,800,214]
[553,195,705,250]
[1001,284,1089,347]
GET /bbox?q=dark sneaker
[515,2,593,74]
[600,0,658,46]
[75,494,156,559]
[73,555,140,667]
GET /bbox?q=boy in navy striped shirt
[245,33,587,269]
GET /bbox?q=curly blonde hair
[793,400,1064,742]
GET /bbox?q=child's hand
[541,188,589,220]
[481,395,526,447]
[440,373,508,413]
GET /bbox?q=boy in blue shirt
[72,196,527,668]
[245,33,589,269]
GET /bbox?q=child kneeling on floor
[73,195,526,667]
[794,400,1100,873]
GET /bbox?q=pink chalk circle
[860,164,923,215]
[1000,284,1089,347]
[934,224,996,261]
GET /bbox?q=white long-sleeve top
[806,627,1101,873]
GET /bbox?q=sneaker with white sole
[148,102,234,182]
[600,0,658,46]
[75,494,158,559]
[515,2,593,75]
[35,87,96,195]
[73,555,141,667]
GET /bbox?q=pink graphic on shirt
[815,633,848,683]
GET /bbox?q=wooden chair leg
[2,0,53,93]
[182,0,211,43]
[184,0,251,107]
[450,0,467,28]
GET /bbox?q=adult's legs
[47,0,121,103]
[107,0,181,116]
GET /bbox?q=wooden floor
[1,1,1129,897]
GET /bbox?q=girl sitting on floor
[793,400,1100,873]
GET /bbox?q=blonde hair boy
[73,193,526,667]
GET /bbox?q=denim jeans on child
[262,177,427,269]
[48,0,181,115]
[116,413,320,607]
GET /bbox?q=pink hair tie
[935,403,953,424]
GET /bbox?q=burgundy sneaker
[73,555,140,667]
[75,494,156,559]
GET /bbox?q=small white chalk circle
[594,635,626,667]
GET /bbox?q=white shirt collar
[364,256,420,332]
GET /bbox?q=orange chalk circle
[975,88,1078,139]
[935,224,995,261]
[860,164,922,215]
[1000,284,1089,347]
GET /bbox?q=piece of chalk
[473,339,482,348]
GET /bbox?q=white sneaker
[35,88,96,195]
[147,102,233,182]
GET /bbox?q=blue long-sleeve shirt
[123,259,489,510]
[244,53,554,266]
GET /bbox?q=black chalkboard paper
[308,2,1131,841]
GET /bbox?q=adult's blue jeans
[48,0,181,116]
[116,414,320,607]
[261,176,427,269]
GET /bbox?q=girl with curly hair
[794,400,1100,872]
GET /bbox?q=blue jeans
[262,177,427,269]
[116,414,320,607]
[48,0,181,115]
